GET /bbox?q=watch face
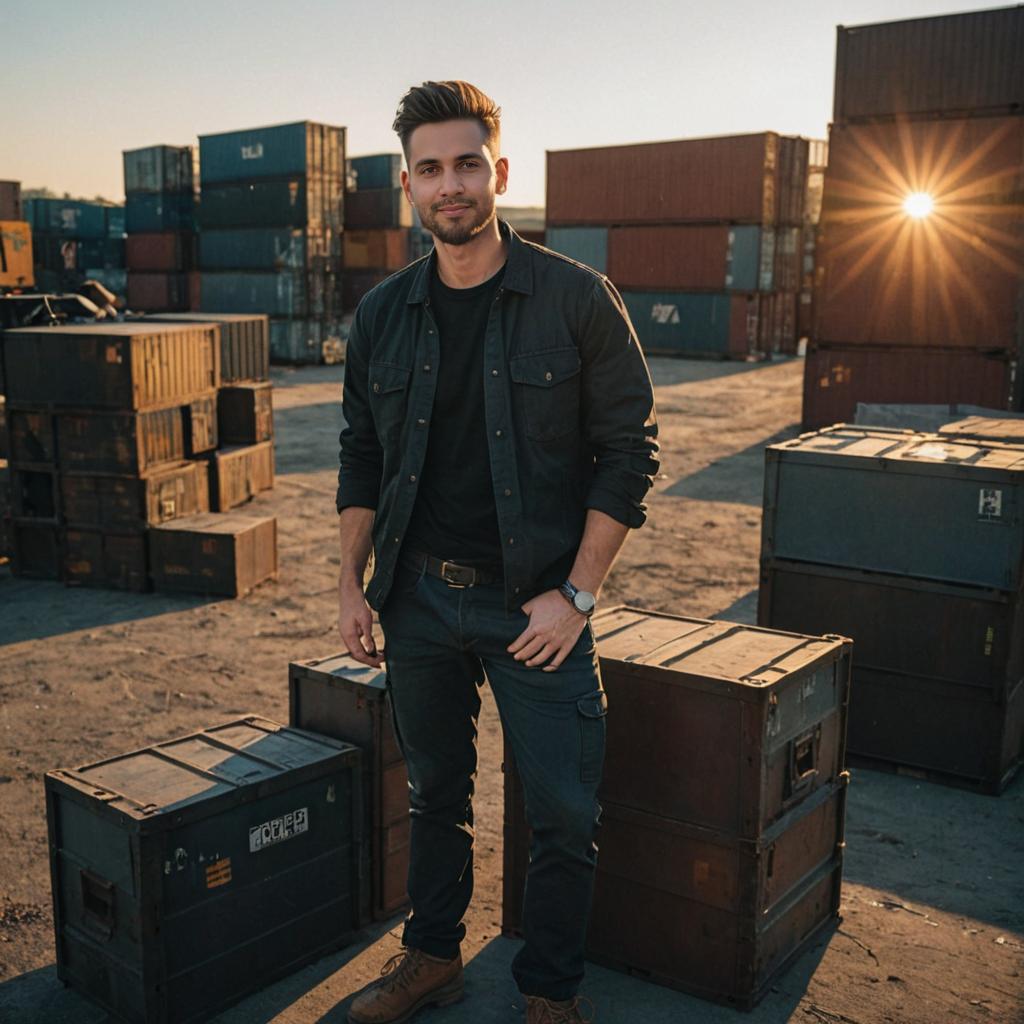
[573,591,596,614]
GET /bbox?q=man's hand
[338,579,384,668]
[508,589,588,672]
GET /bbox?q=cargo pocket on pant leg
[577,691,608,784]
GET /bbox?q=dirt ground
[0,356,1022,1024]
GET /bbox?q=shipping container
[547,133,781,226]
[199,121,345,185]
[184,392,218,455]
[73,238,125,271]
[126,272,190,312]
[776,136,811,228]
[342,271,390,313]
[139,313,270,383]
[269,317,345,363]
[125,191,195,234]
[218,383,274,445]
[7,408,56,464]
[0,221,35,289]
[199,227,339,270]
[197,178,343,232]
[815,116,1024,350]
[621,290,756,358]
[0,180,21,220]
[46,718,360,1023]
[349,153,404,191]
[149,512,278,596]
[125,233,193,273]
[762,424,1024,591]
[607,225,765,291]
[344,188,413,230]
[11,520,60,579]
[343,229,410,271]
[63,528,149,591]
[105,206,126,238]
[760,559,1024,792]
[544,227,609,273]
[206,441,274,511]
[199,269,337,318]
[834,7,1024,124]
[289,653,411,924]
[25,198,107,240]
[10,466,59,520]
[81,268,127,295]
[57,407,185,476]
[939,416,1024,443]
[802,344,1015,431]
[123,144,195,195]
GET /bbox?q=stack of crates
[342,154,427,311]
[544,133,817,359]
[123,144,197,312]
[2,321,276,596]
[25,198,125,296]
[197,121,346,364]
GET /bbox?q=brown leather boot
[347,947,464,1024]
[525,995,595,1023]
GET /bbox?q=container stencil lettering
[249,806,309,852]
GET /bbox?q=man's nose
[438,167,465,197]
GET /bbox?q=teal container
[545,227,607,273]
[621,291,735,356]
[349,154,403,191]
[200,270,340,318]
[269,317,342,363]
[125,192,195,233]
[198,179,342,231]
[75,238,125,270]
[200,229,314,271]
[199,121,345,185]
[725,226,762,291]
[25,199,106,240]
[123,144,194,194]
[105,206,126,238]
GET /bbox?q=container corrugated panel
[126,272,189,312]
[138,313,270,383]
[5,323,218,409]
[544,227,608,273]
[772,227,801,293]
[762,424,1024,591]
[57,407,185,476]
[63,528,149,591]
[343,229,410,271]
[344,188,413,230]
[199,228,340,270]
[0,221,34,289]
[25,198,107,239]
[776,136,810,226]
[199,122,345,185]
[350,154,403,191]
[0,180,21,220]
[197,179,343,231]
[124,192,195,233]
[45,717,359,1023]
[125,233,192,273]
[105,206,125,238]
[801,344,1015,431]
[123,144,194,194]
[184,393,218,455]
[621,290,754,358]
[546,133,777,225]
[74,238,125,272]
[815,117,1024,349]
[149,513,278,596]
[607,225,765,291]
[834,7,1024,123]
[82,268,127,295]
[207,440,275,511]
[199,270,329,317]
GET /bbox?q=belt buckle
[439,560,473,589]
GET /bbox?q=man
[337,81,658,1024]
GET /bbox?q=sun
[902,191,935,219]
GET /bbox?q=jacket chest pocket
[509,347,581,443]
[369,361,412,443]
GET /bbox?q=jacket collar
[406,218,534,304]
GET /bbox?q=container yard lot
[0,357,1021,1024]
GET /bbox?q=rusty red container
[608,225,743,290]
[802,344,1016,431]
[126,272,190,312]
[125,233,193,273]
[815,116,1024,350]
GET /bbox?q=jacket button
[409,475,416,482]
[495,429,503,438]
[423,365,431,372]
[504,488,511,497]
[491,369,499,377]
[373,382,381,393]
[508,537,515,545]
[417,418,426,426]
[544,371,553,381]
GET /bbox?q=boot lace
[531,994,596,1023]
[376,947,425,992]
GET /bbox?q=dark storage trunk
[10,466,60,520]
[7,408,56,464]
[4,323,219,410]
[758,558,1024,792]
[57,408,185,476]
[63,528,149,591]
[801,345,1015,431]
[45,717,361,1024]
[762,425,1024,592]
[149,512,277,597]
[343,188,413,230]
[501,607,850,1007]
[217,383,274,445]
[61,461,210,529]
[138,313,270,383]
[206,441,274,511]
[289,653,411,923]
[184,393,218,455]
[11,520,61,579]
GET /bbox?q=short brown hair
[393,81,501,157]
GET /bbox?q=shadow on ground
[274,402,346,475]
[712,588,759,624]
[271,365,345,390]
[664,425,801,506]
[647,356,794,389]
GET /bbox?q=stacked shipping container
[545,133,815,358]
[804,6,1024,429]
[0,179,34,290]
[123,144,197,311]
[197,121,346,363]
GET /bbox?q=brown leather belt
[405,550,502,588]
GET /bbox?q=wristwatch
[559,580,596,617]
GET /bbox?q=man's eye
[460,161,479,170]
[420,166,439,175]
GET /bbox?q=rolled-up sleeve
[336,311,383,513]
[578,277,660,528]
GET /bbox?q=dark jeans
[378,563,606,1001]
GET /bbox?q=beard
[418,196,497,246]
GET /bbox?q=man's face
[401,119,508,246]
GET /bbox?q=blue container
[199,228,340,271]
[725,226,763,291]
[200,270,328,317]
[621,291,737,356]
[350,154,403,191]
[75,238,126,270]
[123,144,194,194]
[82,268,128,294]
[105,206,126,238]
[545,227,608,273]
[25,199,107,240]
[199,121,345,185]
[269,317,343,363]
[197,179,342,231]
[125,192,195,233]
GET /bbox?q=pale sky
[1,0,1002,207]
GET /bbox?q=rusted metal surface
[939,416,1024,442]
[126,271,190,312]
[149,512,278,596]
[0,180,21,220]
[8,408,56,464]
[343,188,413,230]
[4,323,218,409]
[343,229,411,270]
[138,312,270,383]
[217,383,274,446]
[207,440,274,511]
[289,653,411,924]
[608,225,754,291]
[834,7,1024,123]
[125,233,193,273]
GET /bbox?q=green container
[199,121,345,184]
[621,290,735,356]
[198,179,342,231]
[545,226,608,273]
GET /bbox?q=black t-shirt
[403,262,506,566]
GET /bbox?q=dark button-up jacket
[337,221,659,610]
